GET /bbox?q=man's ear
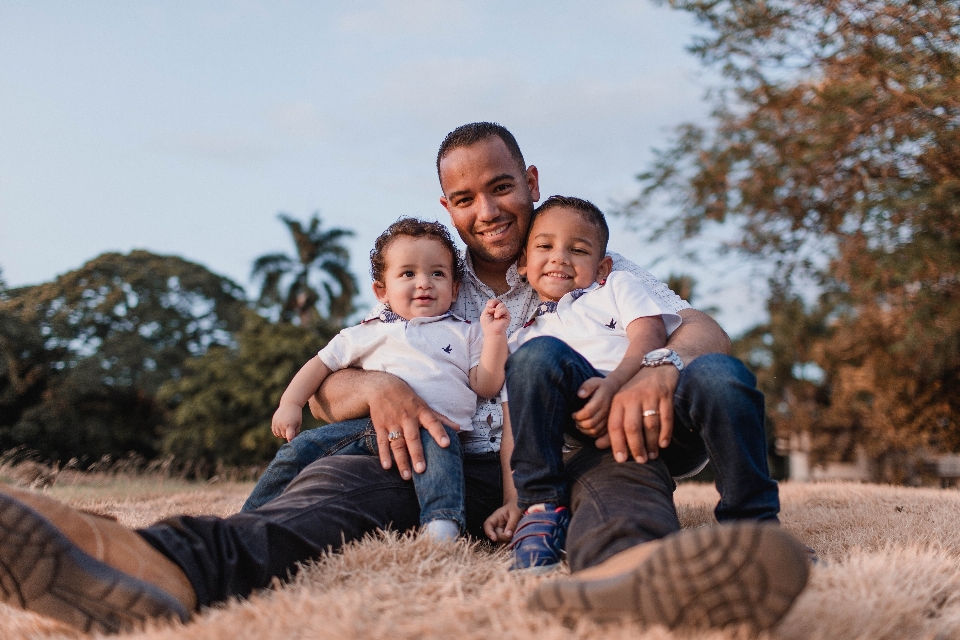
[372,281,389,304]
[526,165,540,202]
[596,255,613,282]
[517,248,529,277]
[439,195,451,213]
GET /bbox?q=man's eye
[456,197,473,206]
[493,183,512,193]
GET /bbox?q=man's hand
[272,403,303,442]
[598,365,680,463]
[483,502,522,542]
[571,377,620,437]
[364,373,455,480]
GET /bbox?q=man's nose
[474,194,500,222]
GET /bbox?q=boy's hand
[483,501,522,543]
[272,403,303,442]
[571,377,620,437]
[480,299,510,335]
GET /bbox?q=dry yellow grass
[2,477,960,640]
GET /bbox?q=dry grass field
[1,465,960,640]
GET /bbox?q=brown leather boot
[0,484,196,633]
[529,522,810,631]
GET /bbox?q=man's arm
[597,308,731,462]
[309,368,452,480]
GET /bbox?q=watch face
[646,348,672,360]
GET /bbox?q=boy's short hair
[436,122,526,182]
[370,218,464,284]
[532,195,610,255]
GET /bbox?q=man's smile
[476,222,512,239]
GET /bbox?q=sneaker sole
[0,492,189,633]
[529,522,809,631]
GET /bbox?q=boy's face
[372,236,460,319]
[519,206,612,302]
[438,137,540,267]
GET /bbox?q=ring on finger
[642,409,659,417]
[388,430,404,442]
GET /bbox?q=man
[0,123,807,634]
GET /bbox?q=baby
[242,218,509,541]
[501,195,682,571]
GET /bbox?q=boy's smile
[373,236,460,319]
[519,206,612,302]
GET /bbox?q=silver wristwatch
[642,348,684,372]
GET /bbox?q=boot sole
[529,522,809,631]
[0,492,189,633]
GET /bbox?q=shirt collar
[525,285,595,326]
[462,250,526,294]
[362,306,464,325]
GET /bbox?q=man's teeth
[480,225,509,238]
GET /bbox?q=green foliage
[158,311,333,469]
[253,213,358,329]
[631,0,960,474]
[0,251,247,463]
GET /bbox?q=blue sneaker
[509,504,570,573]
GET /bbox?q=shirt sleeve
[608,251,692,313]
[316,329,353,371]
[609,272,683,336]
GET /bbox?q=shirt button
[489,437,496,443]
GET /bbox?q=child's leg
[505,336,600,511]
[242,418,376,512]
[412,425,465,534]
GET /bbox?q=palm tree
[252,213,357,329]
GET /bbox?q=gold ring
[388,430,404,442]
[642,409,659,417]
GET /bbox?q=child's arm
[273,356,333,442]
[469,299,510,399]
[483,404,522,542]
[571,315,667,438]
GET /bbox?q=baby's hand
[272,403,303,442]
[483,501,523,543]
[480,299,510,335]
[571,377,619,438]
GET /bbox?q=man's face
[439,137,540,267]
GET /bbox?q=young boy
[496,195,682,571]
[242,218,510,541]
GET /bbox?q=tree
[0,251,247,462]
[626,0,960,475]
[252,213,357,330]
[157,311,334,470]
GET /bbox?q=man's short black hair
[436,122,526,183]
[532,195,610,255]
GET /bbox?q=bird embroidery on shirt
[442,344,452,353]
[605,318,617,329]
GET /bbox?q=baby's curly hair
[369,218,464,284]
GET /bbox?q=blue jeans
[241,418,466,530]
[506,336,779,522]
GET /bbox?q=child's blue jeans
[241,418,466,531]
[507,336,779,522]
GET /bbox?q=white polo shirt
[369,251,690,454]
[507,270,683,375]
[318,309,484,432]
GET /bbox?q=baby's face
[373,235,459,319]
[519,206,610,302]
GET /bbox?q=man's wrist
[641,348,685,372]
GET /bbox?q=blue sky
[0,1,764,335]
